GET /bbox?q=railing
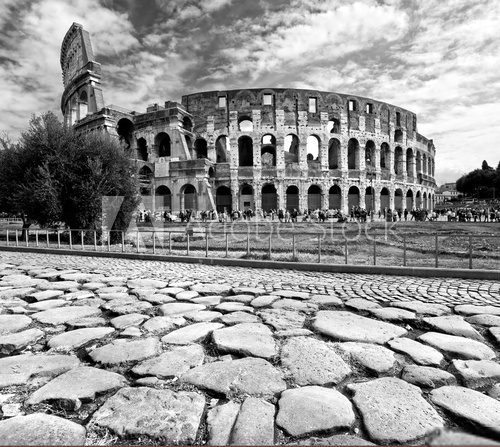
[0,227,498,271]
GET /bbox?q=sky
[1,0,499,185]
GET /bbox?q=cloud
[0,0,499,187]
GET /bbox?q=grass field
[1,220,499,270]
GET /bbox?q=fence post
[187,233,190,256]
[25,229,29,247]
[169,232,172,254]
[205,229,209,257]
[108,231,111,252]
[15,230,19,247]
[247,231,250,256]
[268,234,272,259]
[468,235,473,270]
[46,230,49,247]
[94,231,97,251]
[35,230,39,247]
[57,230,60,249]
[153,232,156,254]
[81,230,84,250]
[373,234,376,266]
[344,238,348,264]
[121,231,125,252]
[403,234,407,266]
[136,231,140,253]
[435,233,439,268]
[317,234,321,263]
[292,233,296,259]
[6,230,9,246]
[69,230,72,250]
[225,232,229,257]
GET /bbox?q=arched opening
[380,142,390,170]
[328,138,340,169]
[365,140,375,169]
[284,134,299,163]
[416,152,422,173]
[329,185,341,209]
[138,166,153,195]
[308,185,322,210]
[182,116,193,132]
[423,192,428,210]
[181,184,197,211]
[406,189,414,210]
[238,136,253,166]
[238,117,253,132]
[348,186,360,210]
[394,129,403,143]
[394,146,403,175]
[422,154,427,175]
[136,138,148,161]
[427,157,432,176]
[78,90,88,119]
[380,187,390,211]
[155,185,172,211]
[395,188,403,211]
[286,185,299,211]
[262,184,277,212]
[208,167,215,178]
[194,138,208,159]
[365,186,375,212]
[216,135,229,162]
[261,134,276,166]
[117,118,134,149]
[406,148,414,176]
[155,132,171,158]
[306,135,320,162]
[416,191,422,208]
[216,185,232,213]
[347,139,359,170]
[240,184,254,210]
[327,118,340,134]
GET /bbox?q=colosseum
[61,23,436,216]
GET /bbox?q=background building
[61,23,436,215]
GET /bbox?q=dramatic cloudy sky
[1,0,499,184]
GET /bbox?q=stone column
[359,144,366,171]
[231,178,239,211]
[299,181,308,212]
[340,138,348,172]
[254,181,262,212]
[277,181,285,210]
[389,188,395,211]
[359,186,366,210]
[401,149,407,181]
[374,145,381,173]
[341,182,349,215]
[388,146,395,175]
[275,136,285,170]
[322,183,329,210]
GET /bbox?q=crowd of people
[135,202,500,224]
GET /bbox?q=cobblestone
[0,251,499,445]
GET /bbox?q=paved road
[1,250,500,445]
[0,251,499,306]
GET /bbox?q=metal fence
[0,227,499,271]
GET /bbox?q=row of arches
[150,181,434,214]
[235,135,435,176]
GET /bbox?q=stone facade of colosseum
[61,23,436,216]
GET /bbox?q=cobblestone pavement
[0,252,499,306]
[0,251,500,445]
